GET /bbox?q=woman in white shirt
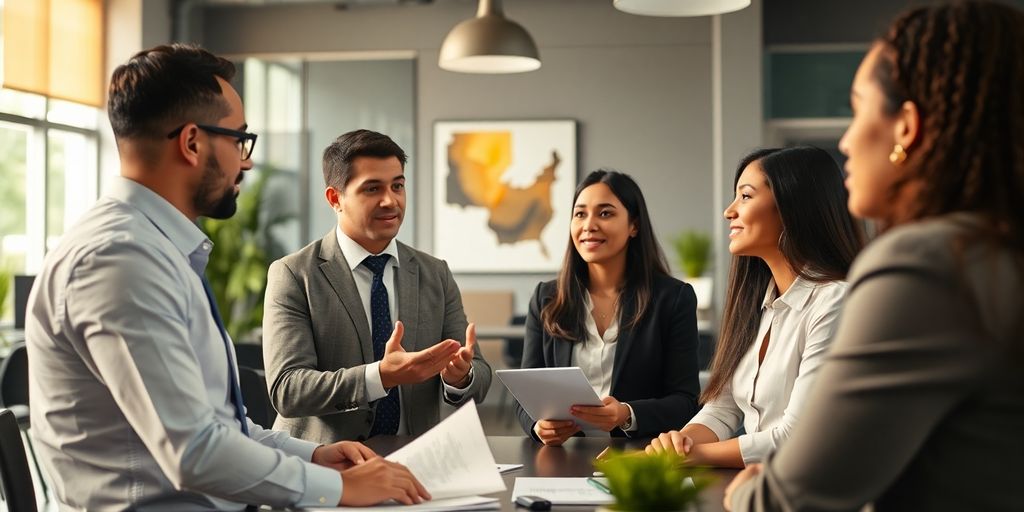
[515,170,701,445]
[646,146,864,466]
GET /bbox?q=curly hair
[873,1,1024,248]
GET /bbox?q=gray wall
[199,0,718,313]
[306,59,417,246]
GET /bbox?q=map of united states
[445,131,561,258]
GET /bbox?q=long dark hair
[872,1,1024,251]
[702,147,865,402]
[541,170,670,342]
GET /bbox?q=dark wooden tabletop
[365,435,737,512]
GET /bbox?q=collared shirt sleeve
[365,361,389,402]
[442,367,475,399]
[66,240,342,508]
[736,300,843,464]
[687,382,744,442]
[623,403,639,433]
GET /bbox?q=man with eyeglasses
[25,44,429,510]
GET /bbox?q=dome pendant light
[613,0,751,17]
[438,0,541,74]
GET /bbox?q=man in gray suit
[263,129,490,444]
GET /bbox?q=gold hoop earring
[889,144,907,165]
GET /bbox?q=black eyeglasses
[167,124,258,160]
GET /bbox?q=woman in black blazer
[514,170,700,445]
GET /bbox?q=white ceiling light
[613,0,751,17]
[438,0,541,74]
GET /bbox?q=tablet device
[496,367,604,428]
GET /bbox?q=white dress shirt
[26,177,341,511]
[572,293,637,436]
[335,228,471,436]
[688,277,846,464]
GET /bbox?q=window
[0,89,100,324]
[0,0,104,326]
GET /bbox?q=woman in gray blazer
[725,2,1024,510]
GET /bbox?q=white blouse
[688,277,847,464]
[571,292,638,435]
[574,293,620,398]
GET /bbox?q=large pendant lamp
[613,0,751,17]
[438,0,541,74]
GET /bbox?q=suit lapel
[318,229,373,363]
[395,243,420,351]
[611,295,637,393]
[554,336,573,367]
[611,325,634,393]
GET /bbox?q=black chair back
[238,366,276,429]
[233,343,264,371]
[0,344,30,425]
[502,315,527,368]
[0,408,37,512]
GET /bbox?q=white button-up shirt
[572,293,637,436]
[688,277,847,464]
[335,228,471,436]
[26,177,341,511]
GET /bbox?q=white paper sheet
[511,477,615,505]
[496,463,523,474]
[385,401,506,500]
[495,368,604,428]
[312,495,499,511]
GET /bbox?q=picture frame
[433,120,577,273]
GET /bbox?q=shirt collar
[761,275,815,311]
[335,226,400,272]
[106,177,211,271]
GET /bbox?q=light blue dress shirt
[26,177,342,511]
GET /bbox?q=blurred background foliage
[200,167,293,342]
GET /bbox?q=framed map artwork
[433,120,577,273]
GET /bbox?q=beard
[193,154,240,220]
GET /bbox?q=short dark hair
[322,129,408,190]
[108,43,235,140]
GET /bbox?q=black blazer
[514,275,701,438]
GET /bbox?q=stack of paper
[308,401,505,510]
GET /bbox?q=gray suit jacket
[730,213,1024,511]
[262,229,491,443]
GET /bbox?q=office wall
[305,59,417,246]
[198,0,718,313]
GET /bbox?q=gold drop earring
[889,144,907,165]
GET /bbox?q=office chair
[497,315,527,421]
[0,408,38,512]
[238,366,276,429]
[0,344,48,502]
[233,343,265,371]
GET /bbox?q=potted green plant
[199,167,293,343]
[593,450,713,512]
[672,231,712,310]
[673,231,711,279]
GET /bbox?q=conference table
[365,435,738,512]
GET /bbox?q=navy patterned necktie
[201,276,250,436]
[363,254,400,436]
